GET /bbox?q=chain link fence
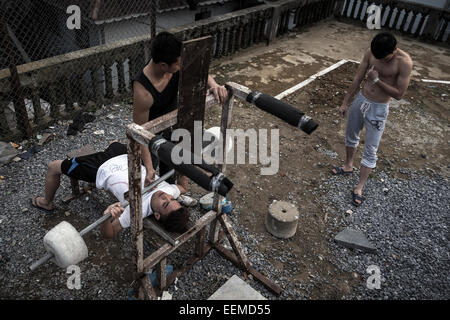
[0,0,160,140]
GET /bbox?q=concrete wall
[403,0,449,9]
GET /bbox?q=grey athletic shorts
[345,91,389,169]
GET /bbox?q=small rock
[13,157,21,162]
[383,188,389,193]
[93,130,105,135]
[65,211,71,217]
[346,209,353,215]
[22,208,28,213]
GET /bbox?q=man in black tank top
[133,31,229,186]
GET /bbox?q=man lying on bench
[31,141,190,238]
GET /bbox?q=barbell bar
[29,169,176,271]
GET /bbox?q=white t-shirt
[95,154,181,228]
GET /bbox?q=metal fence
[0,0,159,139]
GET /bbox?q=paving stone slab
[334,228,376,253]
[208,275,267,300]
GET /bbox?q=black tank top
[133,69,179,121]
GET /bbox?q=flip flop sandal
[352,192,364,207]
[31,196,54,214]
[331,166,354,175]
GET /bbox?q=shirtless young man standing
[331,32,413,206]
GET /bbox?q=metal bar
[30,163,175,271]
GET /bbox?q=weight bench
[125,36,281,300]
[64,145,181,247]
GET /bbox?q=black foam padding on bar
[247,91,318,134]
[149,136,233,197]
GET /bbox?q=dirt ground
[3,20,448,300]
[190,20,450,299]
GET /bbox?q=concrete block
[334,228,376,253]
[208,275,267,300]
[265,201,299,239]
[0,141,19,166]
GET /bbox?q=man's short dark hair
[160,207,190,233]
[150,31,182,65]
[371,32,397,59]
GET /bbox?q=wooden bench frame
[125,36,281,299]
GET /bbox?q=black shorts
[61,142,127,183]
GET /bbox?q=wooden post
[1,19,32,138]
[208,86,234,244]
[176,36,213,156]
[126,133,146,297]
[156,258,167,290]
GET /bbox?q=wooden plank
[142,209,220,273]
[141,275,157,300]
[195,226,207,257]
[176,36,213,156]
[143,218,179,246]
[248,266,282,296]
[126,123,156,146]
[126,134,144,276]
[214,243,240,266]
[208,87,234,243]
[156,258,167,290]
[218,214,250,269]
[140,94,218,134]
[67,145,96,158]
[214,243,282,296]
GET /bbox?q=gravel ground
[322,170,450,300]
[0,102,449,299]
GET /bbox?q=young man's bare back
[332,32,413,206]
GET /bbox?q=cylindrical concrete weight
[265,201,299,239]
[43,221,88,268]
